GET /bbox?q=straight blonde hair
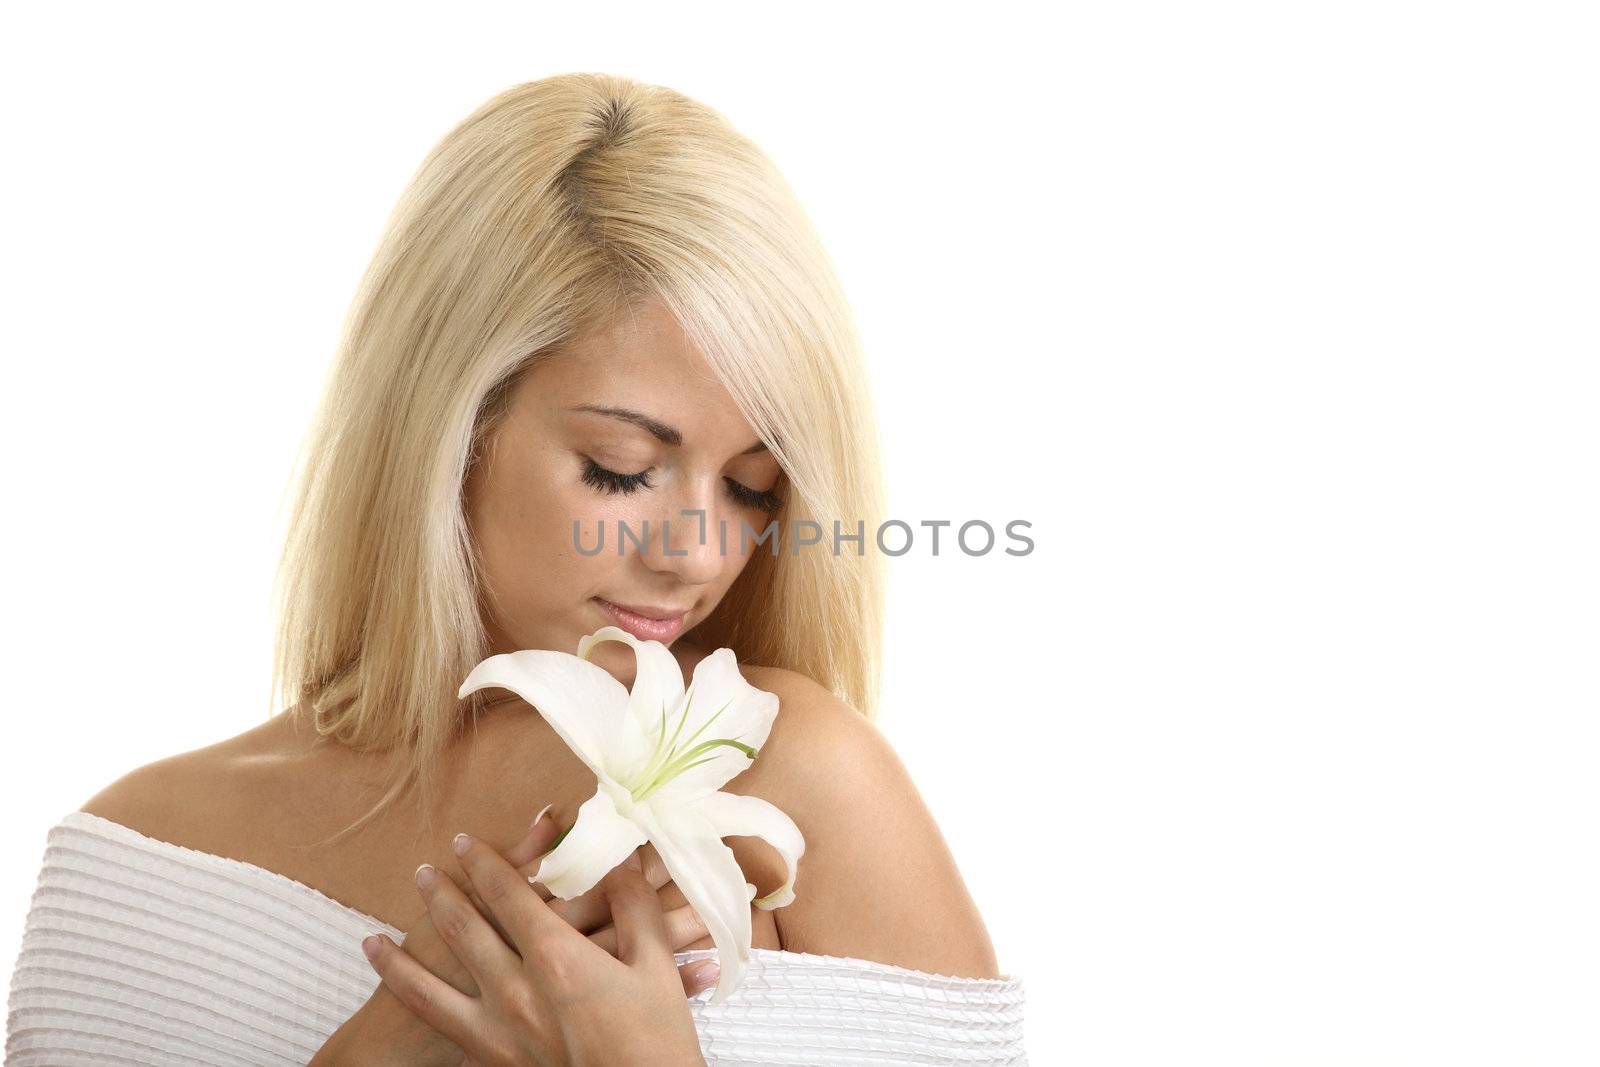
[269,73,887,843]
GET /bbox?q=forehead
[557,295,716,390]
[528,296,754,438]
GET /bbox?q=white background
[2,3,1596,1064]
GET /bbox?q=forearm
[308,986,463,1067]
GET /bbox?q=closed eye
[725,476,784,514]
[581,457,654,495]
[581,456,784,513]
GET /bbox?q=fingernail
[453,833,472,857]
[415,863,437,890]
[694,963,719,992]
[624,850,642,870]
[529,803,553,832]
[361,934,382,961]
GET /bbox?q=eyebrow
[568,404,770,455]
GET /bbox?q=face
[464,294,784,688]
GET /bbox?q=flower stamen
[628,690,756,802]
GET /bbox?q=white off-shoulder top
[5,811,1028,1065]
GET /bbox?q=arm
[310,819,718,1066]
[731,668,1002,979]
[309,990,451,1067]
[359,836,708,1067]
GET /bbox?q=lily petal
[458,649,649,783]
[630,799,754,1007]
[578,626,687,768]
[688,790,805,909]
[531,780,649,900]
[644,649,780,804]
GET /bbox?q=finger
[679,960,720,998]
[431,819,636,949]
[635,841,670,889]
[587,900,710,958]
[505,804,561,871]
[416,862,520,988]
[547,842,673,933]
[361,932,483,1050]
[450,815,562,947]
[599,862,671,968]
[453,832,575,958]
[457,883,524,950]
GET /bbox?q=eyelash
[580,457,784,514]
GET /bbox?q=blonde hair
[269,73,887,843]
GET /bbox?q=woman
[5,73,1027,1064]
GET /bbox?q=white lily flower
[456,624,805,1005]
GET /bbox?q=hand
[309,811,715,1066]
[366,830,709,1067]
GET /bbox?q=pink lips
[593,597,689,642]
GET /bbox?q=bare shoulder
[728,664,1002,980]
[730,664,888,795]
[78,712,294,853]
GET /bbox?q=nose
[640,494,725,586]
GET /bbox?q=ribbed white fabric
[6,811,1029,1065]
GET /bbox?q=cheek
[474,467,617,607]
[557,479,658,560]
[711,522,763,585]
[525,476,628,581]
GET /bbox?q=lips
[600,600,692,621]
[593,597,691,642]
